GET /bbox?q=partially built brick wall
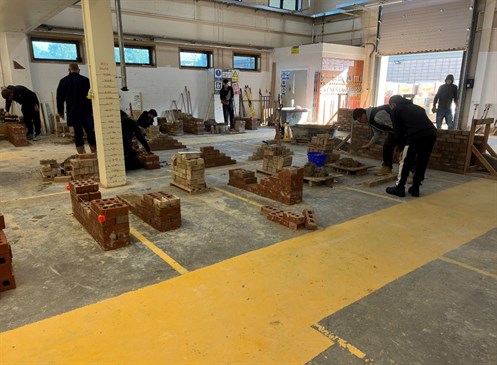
[336,109,353,132]
[347,111,484,174]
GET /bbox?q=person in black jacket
[1,85,42,140]
[220,79,234,129]
[56,63,96,154]
[120,110,153,171]
[432,74,458,129]
[137,109,158,129]
[386,95,437,197]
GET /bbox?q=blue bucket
[307,152,326,167]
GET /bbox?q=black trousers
[22,105,42,136]
[396,131,437,187]
[71,114,96,147]
[124,152,143,171]
[382,133,396,169]
[222,102,234,129]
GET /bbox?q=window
[31,38,82,62]
[233,53,260,71]
[114,46,154,66]
[179,50,213,68]
[268,0,301,11]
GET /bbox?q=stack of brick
[122,192,181,232]
[234,119,245,133]
[211,124,228,134]
[244,118,258,130]
[7,123,28,147]
[55,115,70,138]
[70,154,99,180]
[40,159,62,182]
[200,146,236,168]
[335,108,353,132]
[307,134,338,163]
[69,179,130,250]
[260,206,318,231]
[0,213,16,294]
[157,118,184,136]
[183,117,205,134]
[248,144,293,161]
[262,145,293,173]
[146,125,161,140]
[171,152,207,191]
[138,152,160,169]
[229,166,303,205]
[147,134,186,151]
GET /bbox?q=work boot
[76,146,87,154]
[26,133,33,140]
[375,166,392,176]
[33,134,41,141]
[408,185,420,197]
[386,185,405,197]
[89,145,97,153]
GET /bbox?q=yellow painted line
[0,191,67,204]
[439,256,497,280]
[312,324,373,363]
[130,227,188,275]
[339,186,404,202]
[430,176,466,185]
[212,186,263,207]
[1,179,496,364]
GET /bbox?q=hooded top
[390,96,436,148]
[433,74,458,109]
[4,85,39,112]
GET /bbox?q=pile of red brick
[183,117,205,134]
[7,123,28,147]
[147,135,186,151]
[70,154,99,180]
[261,145,293,173]
[171,152,207,192]
[200,146,236,168]
[308,134,339,163]
[260,206,318,230]
[0,213,16,295]
[241,117,258,130]
[138,152,160,170]
[120,191,181,232]
[229,167,303,205]
[159,120,184,136]
[69,179,131,251]
[248,144,293,161]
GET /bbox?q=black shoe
[26,133,33,140]
[386,185,405,197]
[408,185,420,197]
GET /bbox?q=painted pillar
[360,9,380,107]
[81,0,126,187]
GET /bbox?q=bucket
[307,152,326,167]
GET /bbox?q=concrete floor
[0,128,496,364]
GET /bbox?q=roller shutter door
[378,0,473,55]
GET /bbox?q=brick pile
[158,118,184,136]
[147,134,186,151]
[69,179,130,250]
[307,134,338,163]
[260,206,318,230]
[120,192,181,232]
[40,159,62,182]
[70,153,99,180]
[171,152,207,191]
[262,145,293,173]
[242,117,258,130]
[234,119,245,133]
[7,123,28,147]
[146,125,161,140]
[211,124,228,134]
[335,108,353,132]
[248,144,293,161]
[0,213,16,295]
[183,117,205,134]
[200,146,236,168]
[229,167,303,205]
[55,115,70,137]
[138,152,161,170]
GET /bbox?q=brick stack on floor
[119,192,181,232]
[40,159,62,182]
[0,213,16,295]
[229,166,303,205]
[138,152,161,169]
[261,145,293,173]
[307,134,339,163]
[183,117,205,134]
[234,119,245,133]
[69,179,130,250]
[260,206,318,231]
[243,117,258,130]
[158,118,184,136]
[170,152,207,192]
[248,144,293,161]
[210,124,228,134]
[7,123,28,147]
[200,146,236,168]
[70,154,99,180]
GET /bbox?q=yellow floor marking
[339,186,404,202]
[1,179,496,364]
[312,324,372,363]
[130,227,188,275]
[0,191,67,204]
[430,176,464,184]
[439,256,497,280]
[212,186,264,207]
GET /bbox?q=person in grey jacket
[353,105,395,175]
[432,74,458,129]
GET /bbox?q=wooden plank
[472,146,497,176]
[363,174,397,187]
[303,174,342,187]
[328,163,374,176]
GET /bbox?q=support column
[360,9,380,107]
[81,0,126,187]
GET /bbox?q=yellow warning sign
[232,71,239,83]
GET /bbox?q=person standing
[120,110,153,171]
[386,95,437,198]
[1,85,42,140]
[432,74,458,129]
[56,63,96,154]
[352,105,394,176]
[220,79,234,130]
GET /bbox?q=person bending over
[120,110,153,171]
[2,85,42,141]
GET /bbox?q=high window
[114,46,154,66]
[233,53,260,71]
[179,50,213,68]
[31,38,82,62]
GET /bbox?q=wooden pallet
[304,174,342,186]
[328,163,374,176]
[170,181,209,194]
